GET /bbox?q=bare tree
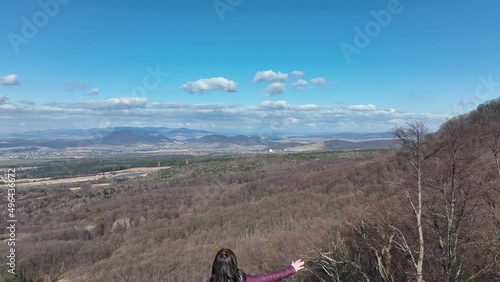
[312,231,371,282]
[484,122,500,239]
[356,221,395,282]
[392,121,440,282]
[427,121,479,281]
[491,123,500,177]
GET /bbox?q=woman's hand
[291,259,304,272]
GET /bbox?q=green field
[0,159,53,167]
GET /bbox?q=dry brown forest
[1,99,500,282]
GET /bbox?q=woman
[206,248,304,282]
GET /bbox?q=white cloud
[0,104,16,110]
[266,82,286,96]
[258,100,289,110]
[182,77,237,94]
[151,102,240,110]
[65,82,90,92]
[0,95,16,110]
[295,104,320,111]
[19,100,35,106]
[85,88,100,96]
[0,74,20,86]
[45,97,148,111]
[378,108,395,113]
[291,71,304,78]
[310,77,327,86]
[0,97,450,135]
[96,97,147,110]
[253,70,288,82]
[292,79,310,89]
[349,104,377,111]
[255,101,323,112]
[0,95,9,104]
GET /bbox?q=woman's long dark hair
[211,248,246,282]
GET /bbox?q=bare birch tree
[392,121,439,282]
[427,121,479,281]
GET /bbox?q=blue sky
[1,0,499,135]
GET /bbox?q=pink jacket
[205,266,296,282]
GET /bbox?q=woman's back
[206,248,303,282]
[206,265,295,282]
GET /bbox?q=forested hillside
[1,99,500,281]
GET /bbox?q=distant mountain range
[100,130,172,145]
[190,135,273,146]
[299,132,394,140]
[0,127,397,152]
[0,130,172,148]
[0,127,217,140]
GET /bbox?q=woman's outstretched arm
[245,260,305,282]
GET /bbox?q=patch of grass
[0,159,52,167]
